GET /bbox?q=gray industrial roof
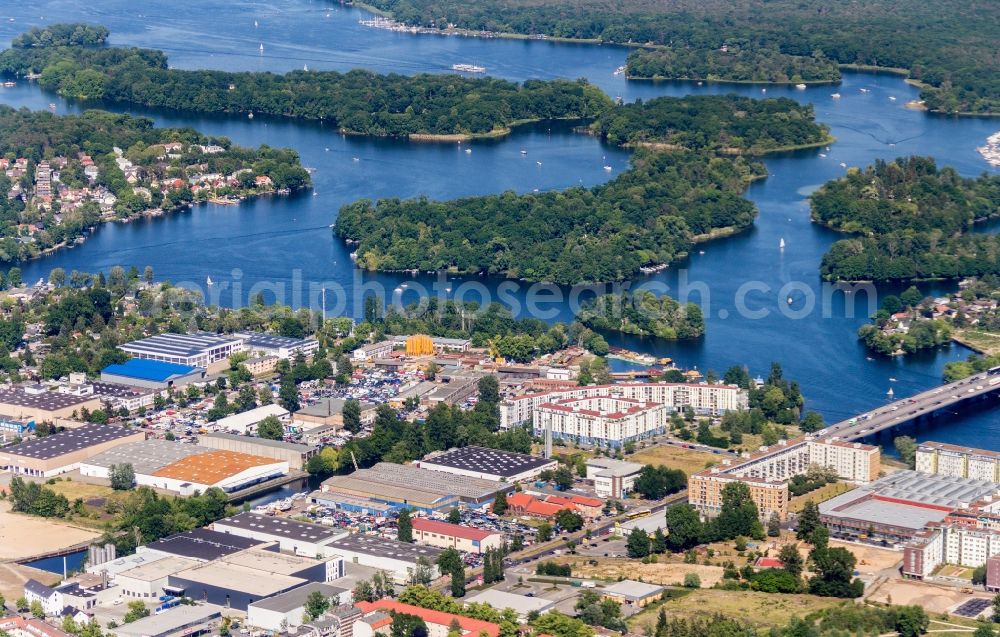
[603,579,665,600]
[85,439,209,474]
[237,332,316,351]
[420,446,554,478]
[328,533,443,563]
[2,424,139,460]
[297,398,375,417]
[215,512,344,543]
[143,528,266,561]
[248,582,346,613]
[464,589,556,615]
[121,332,242,357]
[819,494,949,531]
[201,432,316,453]
[586,457,644,478]
[0,387,98,411]
[858,470,999,508]
[113,603,223,637]
[357,462,509,501]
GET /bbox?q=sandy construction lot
[0,501,99,561]
[552,556,725,588]
[868,578,985,615]
[830,540,902,573]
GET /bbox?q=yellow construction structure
[405,334,434,356]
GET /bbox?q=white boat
[779,238,785,250]
[303,64,309,71]
[889,96,897,101]
[451,63,486,73]
[48,103,56,110]
[352,157,360,162]
[520,149,527,155]
[761,88,766,94]
[889,377,897,382]
[887,387,894,397]
[795,83,807,90]
[464,148,472,154]
[860,88,870,93]
[206,275,214,286]
[248,112,254,119]
[254,20,258,27]
[787,296,793,305]
[603,165,612,171]
[613,65,627,76]
[259,43,264,53]
[819,153,827,158]
[831,93,841,99]
[839,162,847,168]
[698,250,705,255]
[536,161,542,166]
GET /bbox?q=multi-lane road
[823,370,1000,442]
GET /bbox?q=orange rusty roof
[153,450,279,485]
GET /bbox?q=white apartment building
[903,525,1000,579]
[533,395,667,447]
[807,440,880,483]
[916,442,1000,482]
[501,382,748,429]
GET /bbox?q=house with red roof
[354,600,500,637]
[412,518,503,554]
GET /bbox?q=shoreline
[4,187,302,266]
[625,75,840,86]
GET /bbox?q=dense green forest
[0,107,309,263]
[358,0,1000,114]
[0,30,610,138]
[335,94,829,284]
[812,157,1000,282]
[578,290,705,339]
[625,45,841,84]
[11,23,108,48]
[592,95,829,152]
[336,150,764,284]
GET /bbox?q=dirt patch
[551,556,725,588]
[0,501,100,561]
[867,578,983,615]
[829,540,901,573]
[0,562,59,602]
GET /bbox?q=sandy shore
[0,501,99,561]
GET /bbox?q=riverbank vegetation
[625,45,841,85]
[0,107,310,263]
[578,291,705,339]
[0,29,611,138]
[11,23,108,48]
[591,95,830,152]
[812,157,1000,282]
[358,0,1000,114]
[336,149,764,284]
[857,285,953,356]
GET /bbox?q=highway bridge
[822,368,1000,442]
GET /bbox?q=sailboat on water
[206,275,214,287]
[887,387,894,397]
[259,43,264,53]
[779,237,785,250]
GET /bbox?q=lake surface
[2,0,999,445]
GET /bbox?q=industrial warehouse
[416,446,556,483]
[79,439,289,495]
[320,462,513,513]
[0,424,146,477]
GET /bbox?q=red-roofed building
[0,616,74,637]
[412,518,503,554]
[754,557,784,569]
[525,500,566,518]
[355,600,500,637]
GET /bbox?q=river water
[1,0,999,445]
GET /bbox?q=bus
[627,509,652,520]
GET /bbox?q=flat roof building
[100,359,206,390]
[602,580,665,607]
[120,332,243,369]
[0,386,103,422]
[417,446,556,483]
[0,423,146,477]
[463,590,555,623]
[213,512,349,557]
[236,332,319,360]
[112,603,223,637]
[411,517,503,554]
[140,528,270,562]
[355,600,499,637]
[247,582,350,632]
[199,431,316,471]
[586,457,644,499]
[212,404,290,435]
[151,450,288,494]
[327,533,442,583]
[295,398,377,430]
[115,556,201,599]
[320,462,512,513]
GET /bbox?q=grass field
[43,479,115,501]
[953,329,1000,356]
[789,482,853,512]
[629,444,720,474]
[628,588,846,632]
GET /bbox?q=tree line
[813,157,1000,282]
[625,44,842,84]
[0,30,612,138]
[578,290,705,339]
[336,149,765,284]
[360,0,1000,114]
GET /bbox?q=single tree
[397,508,414,543]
